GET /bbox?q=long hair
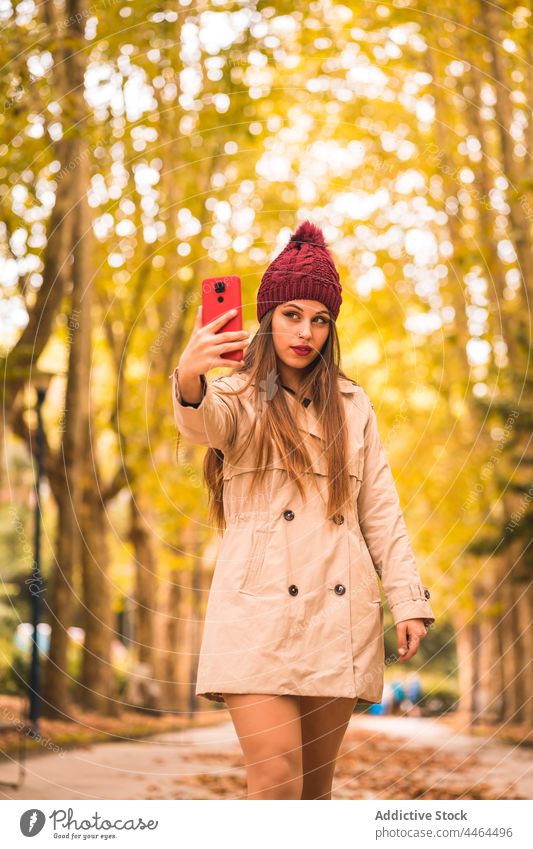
[176,306,359,534]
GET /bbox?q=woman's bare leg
[222,693,303,799]
[299,696,358,799]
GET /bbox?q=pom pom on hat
[256,220,342,322]
[289,221,328,249]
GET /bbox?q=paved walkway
[0,714,530,800]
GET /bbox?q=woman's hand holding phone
[177,306,250,403]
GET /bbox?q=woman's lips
[290,346,312,356]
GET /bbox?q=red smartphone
[201,274,243,362]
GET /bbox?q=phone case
[201,275,243,361]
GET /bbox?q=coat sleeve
[357,390,435,627]
[170,365,238,451]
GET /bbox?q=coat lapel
[283,376,358,441]
[228,372,358,442]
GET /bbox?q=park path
[0,714,530,800]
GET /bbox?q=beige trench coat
[171,366,435,705]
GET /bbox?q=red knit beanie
[256,220,342,323]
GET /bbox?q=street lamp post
[24,370,57,734]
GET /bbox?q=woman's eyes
[283,311,329,324]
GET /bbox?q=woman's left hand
[396,618,428,662]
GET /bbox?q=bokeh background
[0,0,531,788]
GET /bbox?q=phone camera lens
[214,281,226,293]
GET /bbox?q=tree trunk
[453,610,476,720]
[0,0,91,483]
[41,3,91,714]
[41,487,80,717]
[128,496,161,710]
[479,0,533,323]
[515,584,533,727]
[160,568,182,711]
[41,221,91,716]
[474,577,505,724]
[507,581,528,725]
[498,579,521,722]
[78,459,118,715]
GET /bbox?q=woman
[171,221,435,800]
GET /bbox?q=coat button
[332,514,344,525]
[424,587,431,599]
[288,584,298,596]
[283,510,295,521]
[334,583,346,595]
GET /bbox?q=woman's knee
[301,763,335,799]
[223,693,303,799]
[246,751,302,799]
